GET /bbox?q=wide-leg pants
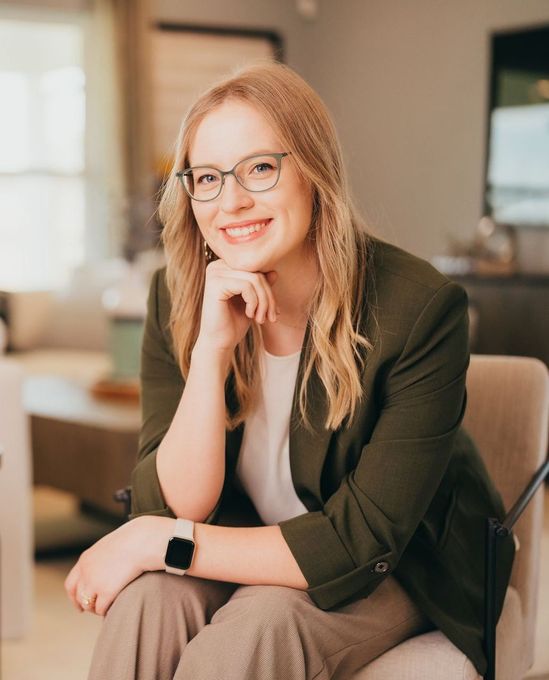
[87,569,433,680]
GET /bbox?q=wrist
[136,515,176,572]
[192,339,232,373]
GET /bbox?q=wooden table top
[23,375,141,433]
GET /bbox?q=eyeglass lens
[183,155,282,200]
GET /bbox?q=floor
[2,485,549,680]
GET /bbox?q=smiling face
[187,99,314,274]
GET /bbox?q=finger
[220,280,259,319]
[215,269,271,323]
[259,272,279,323]
[236,272,273,324]
[64,566,83,611]
[94,592,112,617]
[247,271,276,324]
[79,591,98,614]
[265,270,278,286]
[249,275,270,324]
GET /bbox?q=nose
[219,173,254,213]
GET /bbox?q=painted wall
[292,0,549,267]
[156,0,549,267]
[4,0,549,266]
[154,0,313,76]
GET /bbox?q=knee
[220,585,312,630]
[108,571,195,618]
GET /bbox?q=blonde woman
[65,62,514,679]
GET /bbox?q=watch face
[165,537,195,570]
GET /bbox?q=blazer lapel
[288,322,333,512]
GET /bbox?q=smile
[222,219,272,243]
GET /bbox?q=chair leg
[484,517,502,680]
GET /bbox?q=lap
[174,575,433,680]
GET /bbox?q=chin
[223,249,273,273]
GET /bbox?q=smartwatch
[164,518,196,575]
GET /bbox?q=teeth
[225,221,269,237]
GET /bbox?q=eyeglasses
[176,152,290,202]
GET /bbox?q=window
[0,18,85,290]
[150,25,281,176]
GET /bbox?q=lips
[221,218,272,244]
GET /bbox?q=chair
[353,355,549,680]
[115,355,549,679]
[0,358,33,639]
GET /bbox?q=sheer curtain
[85,0,154,262]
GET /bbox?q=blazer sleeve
[278,280,470,610]
[128,268,181,519]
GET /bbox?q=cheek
[294,193,314,233]
[191,204,214,234]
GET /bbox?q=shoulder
[144,266,176,356]
[148,266,171,321]
[363,237,468,342]
[368,237,451,295]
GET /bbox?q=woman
[65,61,515,679]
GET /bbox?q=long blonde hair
[159,61,374,432]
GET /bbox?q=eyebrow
[188,149,281,168]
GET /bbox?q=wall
[4,0,548,266]
[154,0,313,77]
[295,0,549,266]
[155,0,549,267]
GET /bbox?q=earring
[204,240,214,262]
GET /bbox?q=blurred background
[0,0,548,678]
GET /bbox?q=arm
[130,264,278,521]
[65,514,308,616]
[140,516,308,589]
[156,342,228,521]
[278,280,471,609]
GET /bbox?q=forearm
[156,342,230,521]
[140,516,309,590]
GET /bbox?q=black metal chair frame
[483,459,549,680]
[114,459,549,680]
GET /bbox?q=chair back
[463,355,549,670]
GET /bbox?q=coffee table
[23,375,140,518]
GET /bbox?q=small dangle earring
[204,240,214,262]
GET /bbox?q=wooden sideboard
[23,374,140,518]
[450,273,549,366]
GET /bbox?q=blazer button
[374,561,390,574]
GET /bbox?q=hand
[196,259,279,354]
[64,516,175,616]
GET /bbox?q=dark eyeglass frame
[175,152,291,202]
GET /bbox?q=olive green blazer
[129,238,515,676]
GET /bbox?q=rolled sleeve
[279,281,470,610]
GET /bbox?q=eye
[196,173,218,185]
[251,162,275,174]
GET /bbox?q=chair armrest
[113,486,132,521]
[484,458,549,680]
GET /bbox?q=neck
[277,254,317,322]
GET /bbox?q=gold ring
[81,593,97,608]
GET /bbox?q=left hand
[64,516,174,616]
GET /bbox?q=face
[187,100,313,274]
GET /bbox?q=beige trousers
[87,569,433,680]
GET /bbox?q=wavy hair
[159,60,374,432]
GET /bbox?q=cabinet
[451,273,549,367]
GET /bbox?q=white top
[235,348,308,525]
